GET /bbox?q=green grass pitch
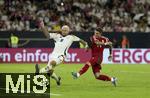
[0,63,150,98]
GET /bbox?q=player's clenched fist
[108,55,113,61]
[37,19,45,28]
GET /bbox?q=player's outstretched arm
[108,41,113,61]
[72,35,88,48]
[95,40,105,45]
[104,42,112,46]
[94,40,112,46]
[38,20,50,39]
[79,39,89,48]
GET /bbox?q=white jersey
[49,33,80,57]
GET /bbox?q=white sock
[111,78,113,81]
[77,72,80,77]
[111,77,116,81]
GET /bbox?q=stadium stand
[0,0,150,32]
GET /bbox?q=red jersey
[90,35,109,58]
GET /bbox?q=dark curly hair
[95,27,103,33]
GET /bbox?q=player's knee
[44,66,53,72]
[50,60,56,67]
[47,69,54,76]
[86,62,91,66]
[94,72,100,79]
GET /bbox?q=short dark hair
[95,27,103,33]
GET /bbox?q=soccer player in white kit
[35,20,88,85]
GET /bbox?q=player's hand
[105,42,112,46]
[84,44,89,52]
[108,55,112,61]
[37,19,45,28]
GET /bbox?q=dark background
[0,31,149,48]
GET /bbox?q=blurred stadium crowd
[0,0,150,32]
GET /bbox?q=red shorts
[89,56,103,66]
[92,64,101,73]
[89,56,103,73]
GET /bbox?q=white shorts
[47,55,64,69]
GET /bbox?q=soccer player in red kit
[72,28,117,86]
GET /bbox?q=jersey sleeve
[49,33,60,39]
[72,35,81,41]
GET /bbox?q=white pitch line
[118,71,150,74]
[50,93,61,96]
[0,88,62,96]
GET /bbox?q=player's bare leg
[35,63,40,75]
[94,72,111,81]
[72,62,91,79]
[46,60,61,86]
[92,64,117,86]
[35,60,61,86]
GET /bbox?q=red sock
[79,64,90,75]
[96,74,111,81]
